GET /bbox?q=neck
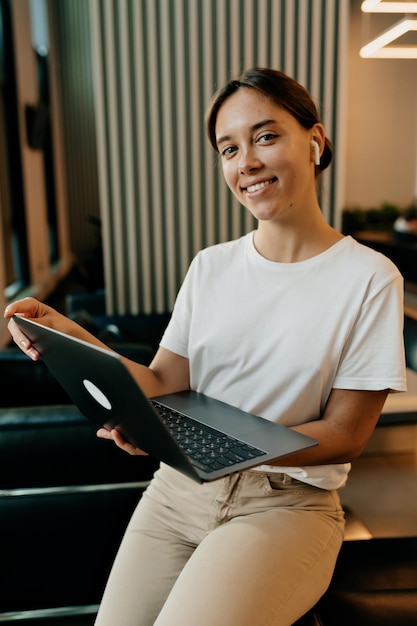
[253,212,343,263]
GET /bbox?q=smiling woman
[5,67,406,626]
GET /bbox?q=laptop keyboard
[151,401,267,473]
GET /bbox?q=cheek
[221,162,237,191]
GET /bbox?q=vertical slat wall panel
[90,0,348,315]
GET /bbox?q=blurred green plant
[342,202,403,235]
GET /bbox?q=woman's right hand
[97,427,149,456]
[4,297,74,361]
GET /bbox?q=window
[0,0,72,346]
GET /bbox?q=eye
[220,145,237,158]
[258,133,278,143]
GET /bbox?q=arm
[4,298,102,358]
[4,298,190,454]
[270,387,389,467]
[5,298,189,394]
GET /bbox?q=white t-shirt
[160,233,407,489]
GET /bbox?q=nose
[238,147,261,174]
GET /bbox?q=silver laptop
[13,315,318,483]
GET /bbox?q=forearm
[33,316,189,397]
[269,420,359,468]
[120,356,185,399]
[269,388,389,468]
[5,297,190,400]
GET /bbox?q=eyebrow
[216,119,277,148]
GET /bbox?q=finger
[96,427,113,440]
[7,318,40,360]
[4,297,41,319]
[97,427,146,455]
[111,429,148,456]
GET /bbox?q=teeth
[246,180,272,193]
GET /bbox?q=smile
[244,178,277,193]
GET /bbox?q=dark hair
[206,67,332,174]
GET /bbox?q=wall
[345,0,417,209]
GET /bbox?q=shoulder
[339,236,402,282]
[192,233,251,266]
[180,234,251,290]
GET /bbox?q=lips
[244,177,277,193]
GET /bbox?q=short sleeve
[159,257,197,358]
[333,274,406,392]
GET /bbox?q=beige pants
[95,464,345,626]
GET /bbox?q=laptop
[13,315,318,483]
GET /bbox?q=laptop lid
[13,315,318,482]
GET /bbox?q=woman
[5,68,406,625]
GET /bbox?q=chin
[248,207,281,222]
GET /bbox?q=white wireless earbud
[311,140,320,166]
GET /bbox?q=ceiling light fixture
[360,16,417,57]
[361,0,417,12]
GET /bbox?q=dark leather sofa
[1,303,417,625]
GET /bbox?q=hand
[97,427,149,456]
[4,297,78,361]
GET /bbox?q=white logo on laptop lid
[83,379,112,410]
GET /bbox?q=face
[215,88,321,224]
